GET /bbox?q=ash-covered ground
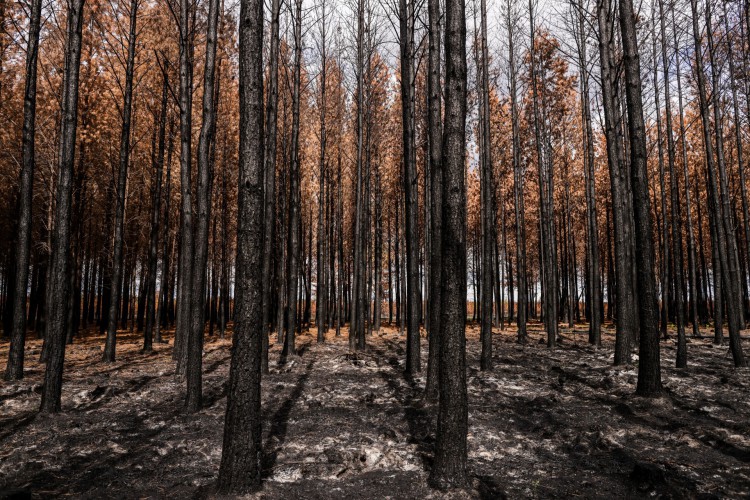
[1,323,749,499]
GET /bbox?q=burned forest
[1,0,750,496]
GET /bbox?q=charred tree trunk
[144,73,169,352]
[597,0,637,364]
[672,3,700,337]
[430,0,468,484]
[399,0,421,373]
[217,0,264,486]
[507,0,526,344]
[351,0,366,351]
[657,0,686,366]
[690,0,746,366]
[529,1,557,348]
[478,0,494,370]
[104,0,139,362]
[260,0,281,371]
[173,0,196,374]
[573,0,601,346]
[40,0,86,413]
[425,0,443,399]
[283,0,303,359]
[185,0,219,412]
[5,0,43,381]
[619,0,663,395]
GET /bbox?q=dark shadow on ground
[262,359,315,478]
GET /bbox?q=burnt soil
[1,323,749,499]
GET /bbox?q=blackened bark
[657,0,686,367]
[260,0,281,370]
[650,14,669,341]
[173,0,195,373]
[725,0,750,323]
[283,0,303,359]
[573,0,601,346]
[144,74,169,352]
[217,0,264,487]
[597,0,637,364]
[425,0,443,399]
[186,0,219,412]
[507,0,526,344]
[529,1,557,348]
[40,0,85,413]
[156,121,175,342]
[430,0,468,484]
[5,0,42,381]
[478,0,493,370]
[705,0,746,340]
[104,0,139,362]
[351,0,366,351]
[690,0,746,366]
[672,4,700,338]
[619,0,662,395]
[399,0,421,373]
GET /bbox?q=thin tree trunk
[529,0,557,347]
[597,0,637,364]
[173,0,196,374]
[573,0,601,346]
[657,0,686,366]
[144,73,169,352]
[156,121,174,343]
[104,0,139,362]
[40,0,86,413]
[650,14,670,341]
[5,0,43,381]
[706,0,745,336]
[507,0,526,344]
[619,0,663,395]
[478,0,493,370]
[425,0,443,398]
[186,0,220,411]
[690,0,746,366]
[399,0,420,373]
[283,0,303,358]
[672,4,700,337]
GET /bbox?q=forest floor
[1,322,750,499]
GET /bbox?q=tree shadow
[261,359,315,478]
[372,340,434,471]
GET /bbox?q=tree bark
[506,0,526,344]
[597,0,637,364]
[619,0,663,395]
[529,0,557,348]
[672,3,700,338]
[430,0,468,484]
[399,0,421,373]
[104,0,139,362]
[573,0,601,346]
[173,0,196,374]
[425,0,443,399]
[283,0,303,359]
[657,0,686,366]
[144,73,169,352]
[316,3,329,342]
[186,0,220,412]
[690,0,746,365]
[478,0,494,370]
[40,0,86,413]
[217,0,264,486]
[5,0,43,381]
